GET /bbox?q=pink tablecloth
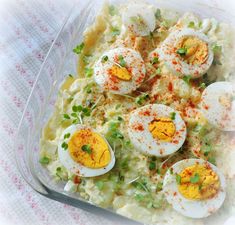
[0,1,234,225]
[0,1,116,225]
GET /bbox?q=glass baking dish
[15,0,235,224]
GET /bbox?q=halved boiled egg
[200,81,235,131]
[122,3,156,36]
[128,104,187,157]
[163,158,226,218]
[94,47,146,94]
[156,28,214,78]
[58,124,115,177]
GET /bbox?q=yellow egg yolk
[68,129,111,169]
[148,117,176,141]
[108,65,132,81]
[178,164,220,200]
[176,36,209,65]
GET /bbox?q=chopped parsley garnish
[68,74,73,78]
[170,112,176,120]
[176,48,187,56]
[118,55,126,67]
[61,142,68,150]
[182,75,192,85]
[149,161,156,170]
[39,156,50,165]
[85,68,93,77]
[64,133,71,139]
[188,21,195,28]
[81,144,92,154]
[151,57,159,65]
[95,180,104,190]
[111,27,120,36]
[176,174,181,184]
[155,9,161,20]
[73,43,84,54]
[190,173,200,183]
[101,55,109,63]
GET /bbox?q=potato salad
[40,1,235,225]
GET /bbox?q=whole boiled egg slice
[163,158,226,218]
[94,47,146,94]
[128,104,187,157]
[200,81,235,131]
[155,28,214,78]
[122,3,156,37]
[58,124,115,177]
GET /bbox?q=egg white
[156,28,214,78]
[128,104,187,157]
[122,3,156,37]
[163,158,226,219]
[200,81,235,131]
[58,124,115,177]
[94,47,146,94]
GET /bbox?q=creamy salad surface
[40,1,235,224]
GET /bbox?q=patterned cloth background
[0,0,234,225]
